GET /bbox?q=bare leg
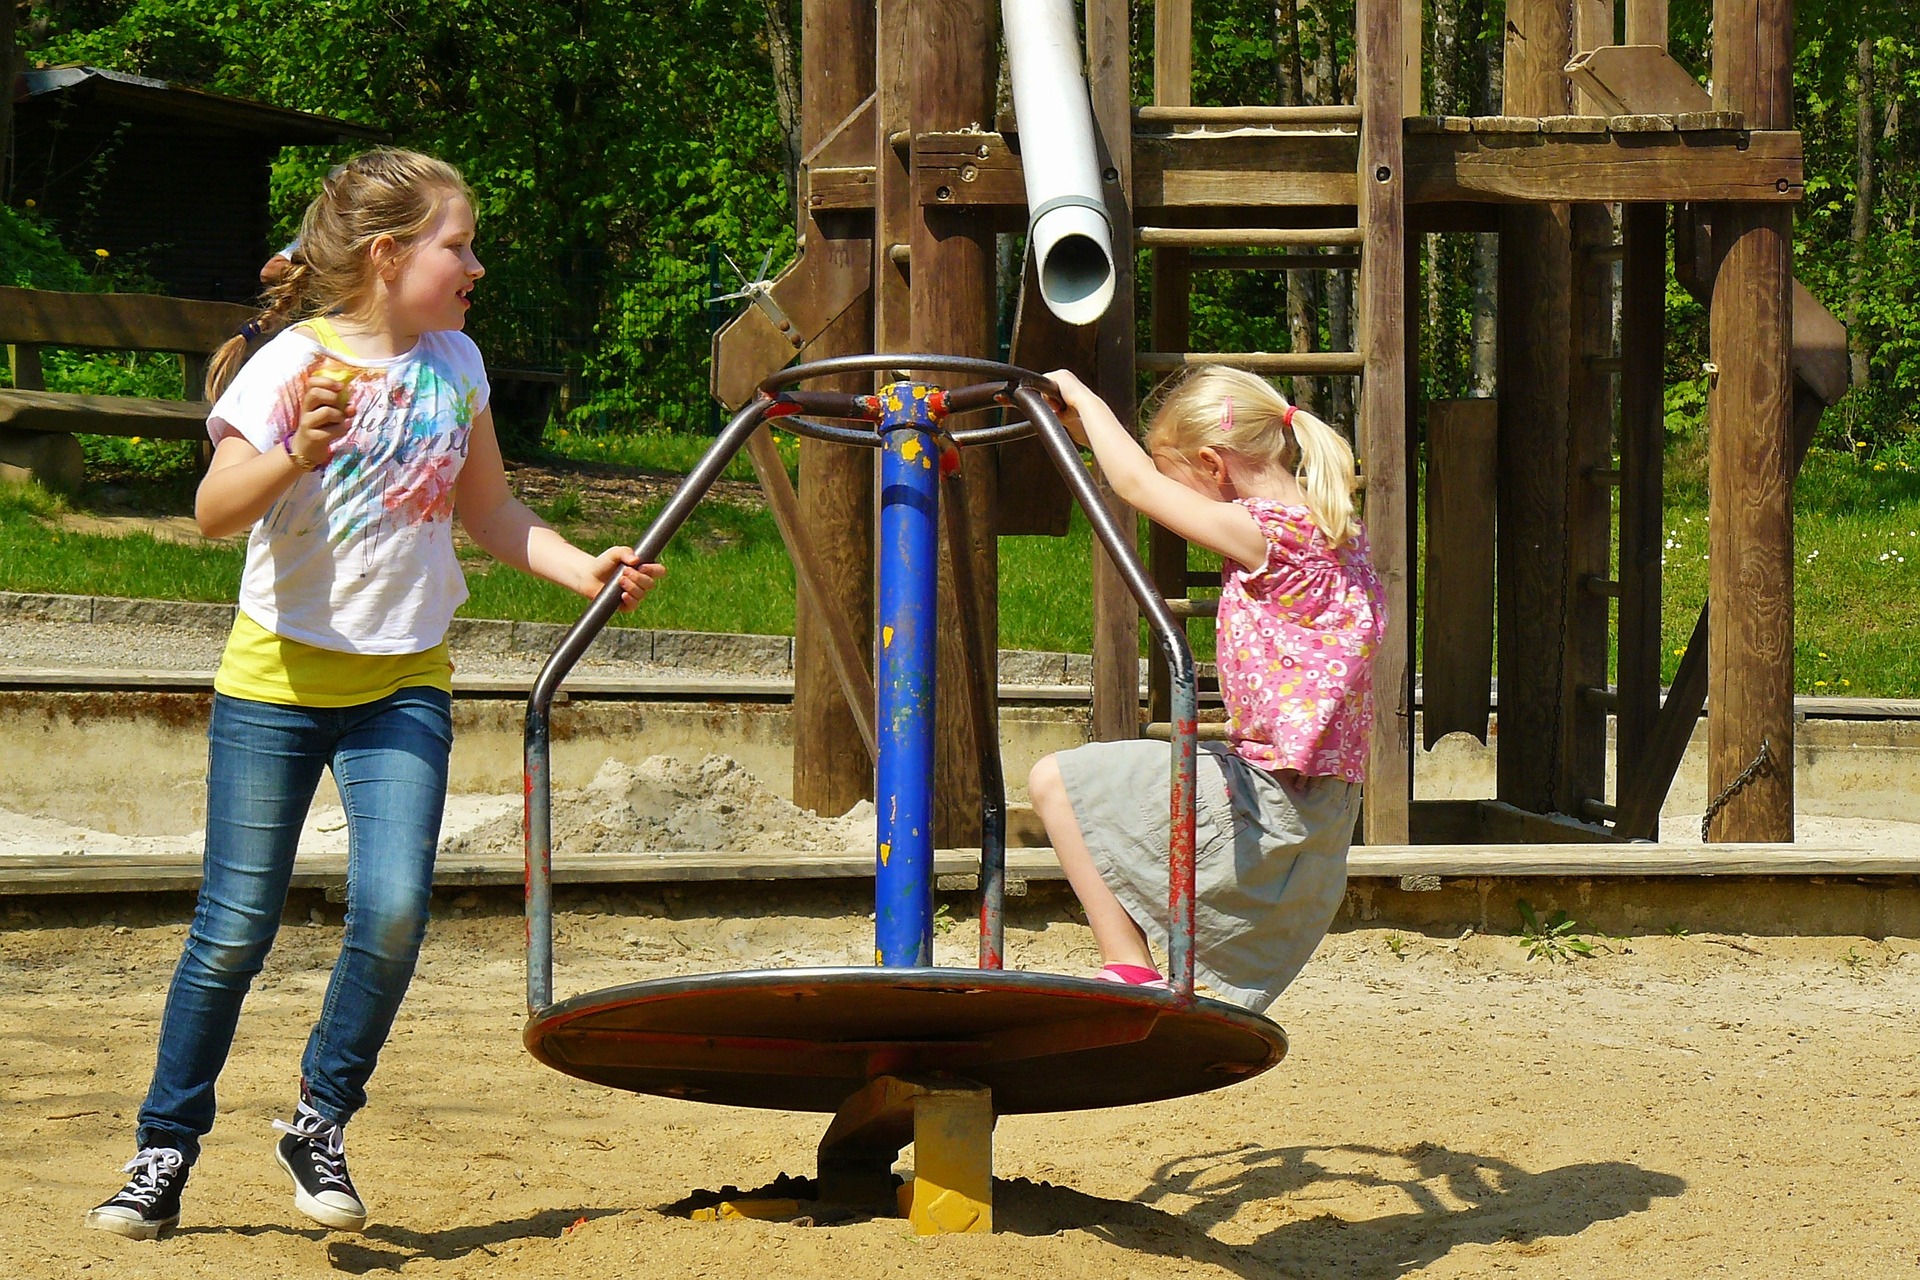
[1028,755,1155,969]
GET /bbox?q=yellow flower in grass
[94,248,110,259]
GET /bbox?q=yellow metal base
[817,1073,995,1234]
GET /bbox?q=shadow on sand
[992,1140,1685,1277]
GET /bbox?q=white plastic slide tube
[1002,0,1116,327]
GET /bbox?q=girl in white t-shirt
[86,149,663,1241]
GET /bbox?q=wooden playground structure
[714,0,1841,850]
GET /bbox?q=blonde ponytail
[1285,403,1359,547]
[203,148,473,400]
[1143,365,1361,547]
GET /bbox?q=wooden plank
[1616,202,1667,829]
[1564,45,1709,116]
[1539,115,1611,133]
[1471,116,1544,133]
[905,128,1800,213]
[1357,0,1410,844]
[1087,0,1141,746]
[0,390,210,439]
[0,287,255,353]
[788,0,879,821]
[9,841,1920,897]
[1404,129,1803,205]
[1675,110,1745,131]
[1137,351,1364,374]
[1134,104,1363,126]
[1790,280,1849,408]
[1609,113,1677,132]
[1133,131,1360,209]
[1420,400,1497,747]
[1136,226,1363,248]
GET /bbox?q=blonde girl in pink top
[1029,365,1386,1010]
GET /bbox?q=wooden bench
[1,285,257,492]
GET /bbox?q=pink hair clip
[1219,396,1235,433]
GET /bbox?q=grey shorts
[1053,739,1359,1011]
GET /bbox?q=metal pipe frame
[525,355,1200,1013]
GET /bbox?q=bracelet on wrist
[284,434,318,471]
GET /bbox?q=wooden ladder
[1136,0,1413,843]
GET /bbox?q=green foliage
[24,0,797,432]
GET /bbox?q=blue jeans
[136,687,452,1163]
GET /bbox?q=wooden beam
[0,288,254,353]
[1569,0,1618,116]
[892,129,1804,214]
[873,0,913,353]
[910,0,999,846]
[1087,0,1141,745]
[1358,0,1410,843]
[1625,0,1670,46]
[10,840,1920,897]
[1420,400,1497,747]
[0,391,211,440]
[1496,0,1574,822]
[1404,129,1802,204]
[1146,244,1192,728]
[1153,0,1192,109]
[1612,383,1822,840]
[1615,202,1666,828]
[788,0,878,820]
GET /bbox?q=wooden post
[1494,0,1574,818]
[1705,0,1794,842]
[909,0,999,846]
[1357,0,1410,843]
[1421,400,1498,748]
[1563,205,1615,814]
[1087,0,1141,745]
[1625,0,1669,45]
[1615,201,1665,825]
[792,0,879,818]
[1147,0,1193,729]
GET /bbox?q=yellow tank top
[215,610,453,707]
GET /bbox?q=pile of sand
[447,753,876,857]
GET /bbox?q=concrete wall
[4,687,1916,837]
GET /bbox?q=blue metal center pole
[874,382,941,966]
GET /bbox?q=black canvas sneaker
[273,1102,367,1231]
[84,1147,190,1240]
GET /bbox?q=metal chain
[1699,736,1776,841]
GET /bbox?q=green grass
[7,435,1920,695]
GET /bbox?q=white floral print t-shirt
[207,322,489,654]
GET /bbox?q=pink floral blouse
[1215,499,1387,783]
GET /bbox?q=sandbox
[5,882,1917,1278]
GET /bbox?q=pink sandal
[1095,963,1170,990]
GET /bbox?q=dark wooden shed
[8,65,385,303]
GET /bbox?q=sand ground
[4,885,1918,1279]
